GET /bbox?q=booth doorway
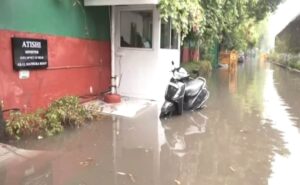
[114,5,180,101]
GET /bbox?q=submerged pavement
[1,57,300,185]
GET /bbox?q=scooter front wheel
[160,101,176,118]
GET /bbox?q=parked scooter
[160,62,209,118]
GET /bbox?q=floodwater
[1,56,300,185]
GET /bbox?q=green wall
[0,0,110,40]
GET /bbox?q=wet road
[1,57,300,185]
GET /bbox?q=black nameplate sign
[12,37,48,70]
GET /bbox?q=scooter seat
[185,78,204,97]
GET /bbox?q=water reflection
[263,68,300,185]
[1,118,115,185]
[272,65,300,128]
[111,105,208,185]
[160,112,208,185]
[162,112,207,157]
[0,143,54,185]
[200,59,289,185]
[1,59,300,185]
[112,105,161,185]
[229,68,238,94]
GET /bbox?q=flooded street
[2,57,300,185]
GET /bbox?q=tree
[158,0,203,40]
[199,0,283,51]
[158,0,283,54]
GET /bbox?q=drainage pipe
[111,6,116,94]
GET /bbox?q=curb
[268,61,300,74]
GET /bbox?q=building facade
[275,14,300,54]
[0,0,111,112]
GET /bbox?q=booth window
[120,11,153,48]
[161,19,179,49]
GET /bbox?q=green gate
[210,42,220,68]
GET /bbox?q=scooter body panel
[192,88,209,110]
[161,80,185,117]
[165,81,185,102]
[184,78,205,97]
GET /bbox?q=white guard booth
[85,0,180,101]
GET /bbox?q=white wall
[114,5,180,101]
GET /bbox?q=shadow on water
[1,56,298,185]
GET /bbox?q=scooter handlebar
[171,67,181,73]
[170,61,181,73]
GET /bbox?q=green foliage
[45,96,88,136]
[247,0,283,21]
[182,60,212,77]
[199,0,282,52]
[158,0,203,40]
[159,0,283,60]
[289,60,300,70]
[5,110,46,140]
[84,103,104,120]
[269,52,300,70]
[5,96,95,139]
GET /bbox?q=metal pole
[111,6,116,94]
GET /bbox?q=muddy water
[1,58,300,185]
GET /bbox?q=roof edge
[84,0,159,6]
